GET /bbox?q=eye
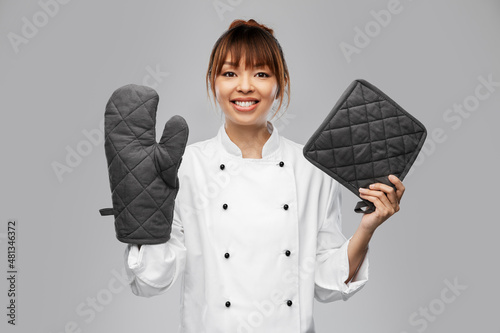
[222,71,236,77]
[256,72,270,78]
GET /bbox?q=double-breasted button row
[225,300,293,307]
[223,203,289,210]
[223,202,289,210]
[220,161,284,170]
[224,250,290,259]
[220,159,292,310]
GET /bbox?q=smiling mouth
[232,100,259,107]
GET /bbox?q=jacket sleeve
[314,180,369,303]
[123,202,187,298]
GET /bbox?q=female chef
[124,19,405,332]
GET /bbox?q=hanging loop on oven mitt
[303,79,427,214]
[99,84,189,244]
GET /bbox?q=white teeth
[234,101,256,107]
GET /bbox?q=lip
[231,99,259,112]
[231,98,259,102]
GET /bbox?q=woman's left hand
[358,174,405,234]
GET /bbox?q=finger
[368,182,398,206]
[359,187,393,209]
[359,192,395,216]
[388,174,405,202]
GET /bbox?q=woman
[125,19,405,332]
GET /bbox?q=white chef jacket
[124,120,369,333]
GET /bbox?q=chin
[223,107,271,126]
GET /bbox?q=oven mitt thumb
[99,84,189,245]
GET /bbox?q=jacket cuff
[315,237,369,302]
[124,243,177,289]
[343,237,369,291]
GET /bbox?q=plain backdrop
[1,0,499,332]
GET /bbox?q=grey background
[1,0,499,332]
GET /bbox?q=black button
[225,301,231,307]
[283,204,289,210]
[220,164,225,170]
[285,250,291,256]
[279,161,284,167]
[223,203,228,210]
[287,300,293,306]
[224,252,230,259]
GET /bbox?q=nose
[236,73,254,93]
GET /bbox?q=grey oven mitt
[303,79,427,214]
[99,84,189,244]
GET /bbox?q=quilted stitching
[102,84,189,244]
[303,80,426,212]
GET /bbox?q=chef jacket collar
[218,121,281,159]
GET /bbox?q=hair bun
[228,19,274,36]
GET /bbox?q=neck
[224,120,271,159]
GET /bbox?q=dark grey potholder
[99,84,189,244]
[303,79,427,214]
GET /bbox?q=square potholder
[303,79,427,214]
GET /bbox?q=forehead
[222,54,268,69]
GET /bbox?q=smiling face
[215,56,278,128]
[206,21,290,124]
